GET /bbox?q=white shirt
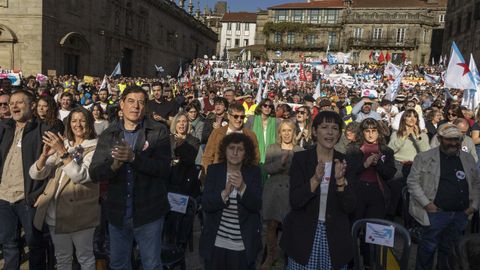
[319,162,332,221]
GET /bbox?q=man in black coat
[0,90,55,270]
[89,86,171,270]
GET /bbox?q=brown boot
[261,221,278,270]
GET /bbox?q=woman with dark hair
[440,104,465,126]
[281,111,355,270]
[185,101,207,144]
[91,103,109,136]
[295,105,314,149]
[200,133,262,270]
[245,98,279,181]
[346,118,396,220]
[388,109,430,217]
[29,107,99,270]
[261,119,303,270]
[36,96,65,134]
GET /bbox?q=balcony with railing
[346,12,438,26]
[347,37,417,49]
[266,41,339,52]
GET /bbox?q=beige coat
[29,139,99,234]
[407,147,480,226]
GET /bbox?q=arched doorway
[59,32,90,76]
[0,24,18,70]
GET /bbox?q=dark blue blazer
[280,148,356,269]
[199,163,262,264]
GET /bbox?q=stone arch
[0,24,18,69]
[58,32,91,76]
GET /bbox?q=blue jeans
[109,218,164,270]
[0,199,46,270]
[415,211,468,270]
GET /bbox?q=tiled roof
[220,12,257,23]
[269,0,345,10]
[352,0,447,8]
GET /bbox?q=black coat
[169,133,200,197]
[280,149,356,269]
[345,143,397,205]
[0,118,60,205]
[89,119,171,228]
[199,163,262,265]
[425,121,438,141]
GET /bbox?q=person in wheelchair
[200,133,262,270]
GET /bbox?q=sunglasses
[448,113,457,117]
[0,102,8,106]
[297,110,306,115]
[262,104,272,108]
[230,114,246,120]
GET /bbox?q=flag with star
[444,41,476,90]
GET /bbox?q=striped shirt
[214,175,245,251]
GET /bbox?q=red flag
[299,64,306,81]
[369,51,373,60]
[385,52,391,62]
[378,52,385,63]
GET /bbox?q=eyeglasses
[262,104,272,109]
[0,102,8,106]
[230,114,246,120]
[297,110,306,115]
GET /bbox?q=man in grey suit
[408,123,480,270]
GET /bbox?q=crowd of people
[0,58,480,270]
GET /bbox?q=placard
[167,192,189,214]
[365,223,395,248]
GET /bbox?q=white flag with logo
[444,42,476,90]
[384,62,401,78]
[385,68,405,101]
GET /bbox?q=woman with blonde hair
[261,119,303,269]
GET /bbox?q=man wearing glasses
[0,92,11,120]
[202,103,259,177]
[351,89,381,122]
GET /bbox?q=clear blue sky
[197,0,297,12]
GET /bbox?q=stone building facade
[442,0,480,63]
[0,0,217,77]
[259,0,446,65]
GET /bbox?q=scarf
[252,115,276,183]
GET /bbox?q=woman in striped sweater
[200,133,263,270]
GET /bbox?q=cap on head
[437,123,463,139]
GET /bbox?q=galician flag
[385,68,405,101]
[462,54,480,110]
[444,42,476,90]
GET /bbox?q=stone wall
[0,0,43,75]
[0,0,218,77]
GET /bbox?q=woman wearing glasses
[245,99,279,182]
[295,105,314,149]
[440,104,464,126]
